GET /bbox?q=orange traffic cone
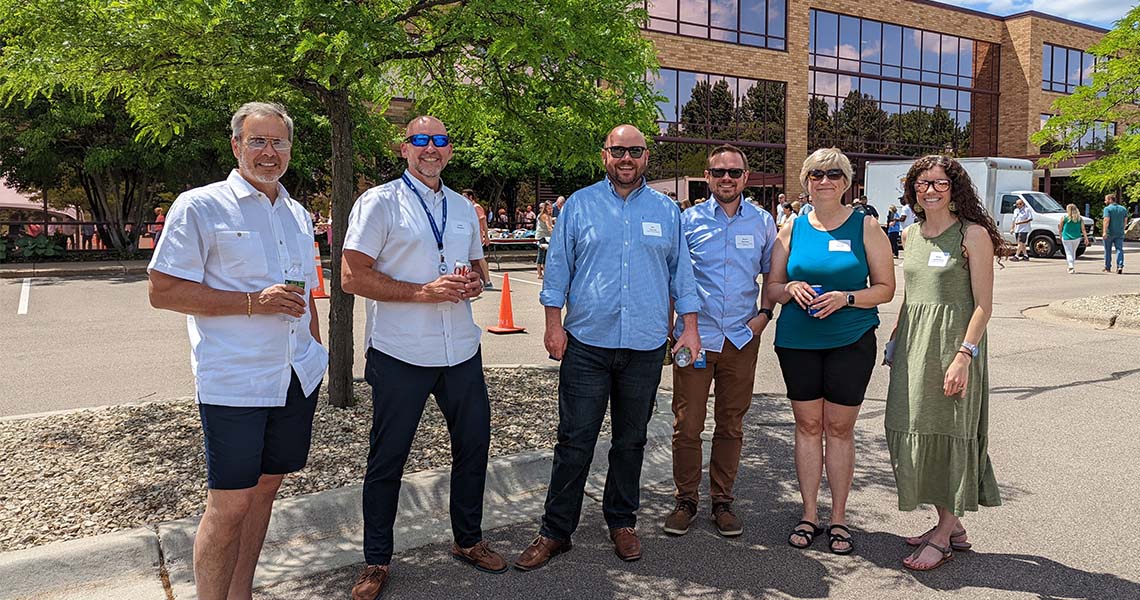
[487,273,526,334]
[312,241,329,299]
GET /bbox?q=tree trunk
[322,86,357,408]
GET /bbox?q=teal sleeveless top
[775,211,880,349]
[1061,217,1083,240]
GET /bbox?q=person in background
[1009,197,1033,261]
[1058,203,1090,274]
[1102,193,1127,274]
[463,189,493,289]
[884,154,1003,571]
[150,206,166,246]
[766,147,895,557]
[897,197,914,232]
[534,201,554,279]
[798,193,814,216]
[886,205,902,258]
[776,202,794,229]
[80,222,95,250]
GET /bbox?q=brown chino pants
[671,335,761,505]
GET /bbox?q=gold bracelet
[246,292,252,317]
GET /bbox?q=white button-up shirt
[148,170,329,407]
[345,171,484,367]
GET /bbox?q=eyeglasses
[807,169,845,181]
[245,137,292,152]
[914,179,951,192]
[405,134,451,147]
[708,168,745,179]
[605,146,646,159]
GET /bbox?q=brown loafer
[514,534,572,571]
[609,527,642,561]
[351,564,389,600]
[712,503,743,537]
[452,540,509,574]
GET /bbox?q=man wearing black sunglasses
[342,116,505,600]
[517,124,701,570]
[664,145,777,539]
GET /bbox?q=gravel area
[0,368,589,553]
[1060,293,1140,317]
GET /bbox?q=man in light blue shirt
[798,193,814,215]
[663,145,777,538]
[1102,193,1128,273]
[517,125,701,570]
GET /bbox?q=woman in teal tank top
[1057,203,1089,273]
[766,148,896,556]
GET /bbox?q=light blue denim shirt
[674,198,777,353]
[540,178,700,351]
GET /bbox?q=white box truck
[864,157,1094,258]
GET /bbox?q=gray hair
[230,102,294,141]
[800,147,854,193]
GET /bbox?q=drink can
[693,349,707,369]
[284,278,306,290]
[674,347,692,368]
[453,260,471,277]
[807,285,824,316]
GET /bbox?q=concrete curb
[0,392,678,600]
[0,261,150,279]
[1045,299,1140,329]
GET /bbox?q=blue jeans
[1104,236,1125,270]
[539,335,665,541]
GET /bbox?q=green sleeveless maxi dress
[886,222,1001,515]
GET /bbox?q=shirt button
[625,241,629,246]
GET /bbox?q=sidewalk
[0,391,679,600]
[0,260,151,279]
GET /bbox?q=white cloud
[950,0,1134,29]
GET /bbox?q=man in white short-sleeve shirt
[341,116,505,600]
[148,102,328,600]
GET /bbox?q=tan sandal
[904,539,953,571]
[906,526,971,551]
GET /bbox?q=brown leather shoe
[514,535,572,571]
[351,564,389,600]
[609,527,642,561]
[452,540,509,574]
[712,503,743,537]
[663,500,697,535]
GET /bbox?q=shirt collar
[403,169,446,203]
[227,169,290,204]
[605,176,647,201]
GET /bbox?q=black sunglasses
[405,134,451,147]
[708,168,745,179]
[605,146,646,159]
[808,168,845,181]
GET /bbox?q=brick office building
[641,0,1111,205]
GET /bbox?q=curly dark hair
[903,155,1006,268]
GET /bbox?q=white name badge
[455,222,468,232]
[735,235,755,249]
[828,239,852,252]
[928,251,951,267]
[642,222,662,237]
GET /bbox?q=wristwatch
[846,293,856,307]
[758,307,774,320]
[960,341,979,358]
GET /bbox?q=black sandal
[828,524,855,555]
[788,520,825,549]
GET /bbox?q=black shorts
[1015,231,1029,243]
[198,371,321,490]
[774,327,877,407]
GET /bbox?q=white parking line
[17,278,31,315]
[498,276,542,287]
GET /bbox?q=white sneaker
[1068,267,1075,274]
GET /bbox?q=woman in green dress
[884,155,1005,571]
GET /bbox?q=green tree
[834,90,889,154]
[807,97,833,150]
[739,80,785,144]
[0,0,660,406]
[681,79,735,139]
[1033,5,1140,198]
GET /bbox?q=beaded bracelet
[246,292,253,317]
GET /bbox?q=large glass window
[808,9,999,158]
[647,0,787,50]
[648,67,787,206]
[1043,43,1098,93]
[1039,114,1115,151]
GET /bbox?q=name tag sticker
[735,235,755,249]
[828,239,852,252]
[928,251,951,267]
[455,222,468,232]
[642,222,662,237]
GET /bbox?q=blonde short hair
[800,147,853,193]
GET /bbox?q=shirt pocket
[295,233,317,288]
[215,231,268,278]
[444,228,472,264]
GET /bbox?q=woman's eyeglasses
[914,179,951,192]
[807,169,845,181]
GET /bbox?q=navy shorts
[198,371,321,490]
[1015,231,1029,243]
[774,327,878,407]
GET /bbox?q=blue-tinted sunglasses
[405,134,451,147]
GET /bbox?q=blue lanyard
[402,174,447,262]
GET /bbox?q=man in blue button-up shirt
[662,145,777,539]
[516,125,701,570]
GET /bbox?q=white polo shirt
[148,170,329,407]
[345,171,484,367]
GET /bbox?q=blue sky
[947,0,1135,30]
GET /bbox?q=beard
[606,161,645,186]
[238,153,286,186]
